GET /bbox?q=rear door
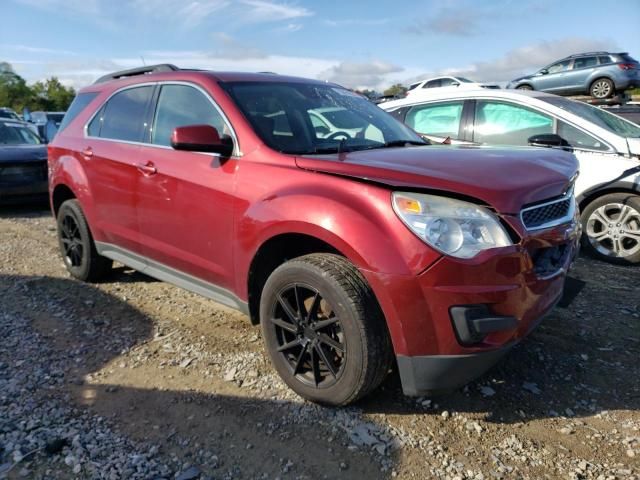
[566,56,598,92]
[84,84,154,254]
[136,82,239,291]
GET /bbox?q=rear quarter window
[57,92,98,134]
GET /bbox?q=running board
[95,242,249,315]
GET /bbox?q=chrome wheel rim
[586,203,640,258]
[269,283,346,388]
[592,80,611,98]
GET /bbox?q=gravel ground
[0,204,639,480]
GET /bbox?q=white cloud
[131,0,230,27]
[239,0,313,23]
[406,37,619,85]
[319,61,405,90]
[0,44,77,56]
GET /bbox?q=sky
[1,0,639,92]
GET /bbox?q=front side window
[424,79,442,89]
[405,101,464,138]
[558,121,608,151]
[546,60,571,74]
[92,86,154,142]
[573,57,598,69]
[152,84,228,146]
[222,81,423,154]
[474,101,553,145]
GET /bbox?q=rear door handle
[81,147,93,159]
[136,161,157,176]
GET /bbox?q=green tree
[383,83,407,97]
[0,61,76,112]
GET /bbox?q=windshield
[0,122,42,145]
[222,81,425,155]
[540,97,640,138]
[457,77,474,83]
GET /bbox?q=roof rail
[566,51,609,58]
[93,64,179,84]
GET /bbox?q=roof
[87,64,335,90]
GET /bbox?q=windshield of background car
[457,78,474,83]
[222,81,424,154]
[0,122,42,145]
[540,97,640,138]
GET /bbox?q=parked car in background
[0,107,22,121]
[507,52,639,99]
[382,89,640,265]
[24,110,65,143]
[0,118,48,203]
[407,76,499,97]
[49,64,579,405]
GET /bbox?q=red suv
[49,65,580,406]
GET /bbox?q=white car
[406,76,499,97]
[381,89,640,265]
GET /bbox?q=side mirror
[539,69,548,75]
[171,125,233,156]
[451,82,460,87]
[528,133,570,149]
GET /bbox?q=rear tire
[580,193,640,265]
[260,254,393,406]
[516,84,533,91]
[57,199,112,281]
[590,78,614,99]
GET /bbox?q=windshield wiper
[378,139,430,148]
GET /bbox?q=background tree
[383,83,407,97]
[0,61,76,113]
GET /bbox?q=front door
[136,83,238,292]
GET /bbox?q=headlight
[392,192,513,258]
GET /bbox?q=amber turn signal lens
[395,196,422,214]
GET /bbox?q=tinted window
[405,101,463,138]
[573,57,598,69]
[620,53,638,63]
[152,84,227,146]
[558,121,608,151]
[0,110,20,120]
[474,101,553,145]
[58,92,98,133]
[439,78,456,87]
[598,55,612,64]
[547,60,571,74]
[96,86,153,142]
[424,80,441,88]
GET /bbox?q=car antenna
[140,56,147,66]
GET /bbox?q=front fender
[234,178,441,298]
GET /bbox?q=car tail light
[618,63,636,70]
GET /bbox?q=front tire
[590,78,614,99]
[516,84,533,91]
[260,254,392,406]
[57,199,113,281]
[580,193,640,265]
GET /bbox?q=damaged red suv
[49,65,580,405]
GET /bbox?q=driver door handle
[81,147,93,160]
[136,161,157,176]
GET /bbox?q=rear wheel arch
[52,184,77,216]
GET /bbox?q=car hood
[295,145,579,214]
[0,145,48,163]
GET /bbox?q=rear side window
[90,86,154,142]
[151,84,227,146]
[573,57,598,69]
[598,55,613,64]
[58,92,98,133]
[405,101,464,138]
[474,101,553,145]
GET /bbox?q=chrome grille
[520,194,574,231]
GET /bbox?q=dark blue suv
[507,52,639,99]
